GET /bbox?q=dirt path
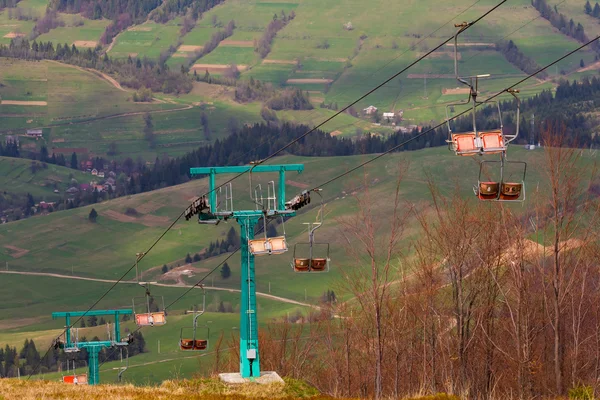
[103,31,122,55]
[0,270,316,309]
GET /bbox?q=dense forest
[497,40,547,78]
[52,0,161,22]
[0,332,146,377]
[0,0,19,9]
[151,0,224,23]
[532,0,600,52]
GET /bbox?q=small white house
[91,169,98,176]
[383,112,395,119]
[363,105,378,115]
[26,129,43,138]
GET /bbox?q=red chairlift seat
[293,258,310,272]
[179,339,208,351]
[135,312,166,327]
[311,258,327,271]
[500,182,523,200]
[477,181,500,200]
[450,130,506,156]
[63,374,88,385]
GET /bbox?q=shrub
[569,384,595,400]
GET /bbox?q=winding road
[0,270,316,309]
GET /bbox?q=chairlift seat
[135,312,166,326]
[293,258,310,272]
[269,236,288,254]
[248,238,271,256]
[311,258,328,271]
[63,374,88,385]
[249,237,288,256]
[477,181,500,200]
[500,182,522,200]
[480,130,506,154]
[180,339,208,351]
[451,133,479,156]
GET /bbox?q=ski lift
[475,159,527,202]
[291,189,330,273]
[132,282,167,327]
[474,89,526,202]
[445,23,518,156]
[53,328,81,353]
[446,23,526,201]
[247,165,288,256]
[132,253,166,326]
[179,285,210,351]
[62,359,88,385]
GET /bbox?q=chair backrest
[248,238,270,255]
[501,182,522,197]
[269,236,288,254]
[452,133,478,155]
[294,258,310,272]
[152,312,166,325]
[479,182,499,195]
[311,258,327,271]
[481,131,505,153]
[135,314,150,326]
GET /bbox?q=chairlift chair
[291,190,330,273]
[53,328,81,353]
[180,286,209,351]
[445,23,514,156]
[132,282,167,327]
[247,166,289,256]
[62,359,88,385]
[447,23,526,201]
[475,159,526,202]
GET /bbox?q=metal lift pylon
[51,309,133,385]
[189,164,304,381]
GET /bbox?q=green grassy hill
[0,146,597,384]
[0,156,88,199]
[1,0,597,164]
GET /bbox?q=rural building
[91,169,98,176]
[363,105,378,115]
[97,171,105,178]
[26,129,43,138]
[106,177,116,186]
[94,185,104,192]
[5,135,18,144]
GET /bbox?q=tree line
[185,20,235,68]
[584,0,600,18]
[254,10,296,59]
[0,332,146,377]
[532,0,599,52]
[496,39,547,78]
[0,0,19,8]
[151,0,224,23]
[235,77,313,110]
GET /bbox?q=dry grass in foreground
[0,377,338,400]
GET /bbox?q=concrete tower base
[219,371,284,384]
